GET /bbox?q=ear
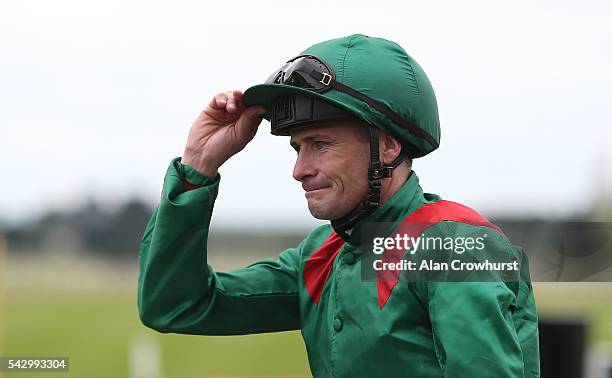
[379,132,402,164]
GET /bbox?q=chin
[307,200,333,220]
[308,205,332,220]
[307,199,351,221]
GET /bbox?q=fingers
[209,90,245,114]
[210,93,227,110]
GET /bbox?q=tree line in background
[0,196,608,261]
[2,199,153,258]
[0,198,309,259]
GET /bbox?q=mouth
[304,186,330,198]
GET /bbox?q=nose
[292,150,316,182]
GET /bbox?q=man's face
[290,120,370,220]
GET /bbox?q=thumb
[235,105,267,142]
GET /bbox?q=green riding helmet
[243,33,441,159]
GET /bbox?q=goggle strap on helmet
[331,126,405,239]
[309,70,439,152]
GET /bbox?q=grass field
[1,255,311,378]
[2,287,310,378]
[2,254,612,377]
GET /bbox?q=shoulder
[406,199,508,243]
[406,200,524,274]
[407,200,528,293]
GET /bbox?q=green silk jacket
[138,158,540,377]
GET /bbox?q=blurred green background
[1,250,313,378]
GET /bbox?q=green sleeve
[137,158,301,335]
[511,250,541,378]
[415,222,538,377]
[425,282,525,377]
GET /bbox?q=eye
[314,141,329,150]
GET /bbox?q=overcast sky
[1,0,611,230]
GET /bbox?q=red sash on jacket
[303,200,503,309]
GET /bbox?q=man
[138,34,540,377]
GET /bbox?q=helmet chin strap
[331,126,405,241]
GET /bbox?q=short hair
[351,119,413,167]
[351,119,372,143]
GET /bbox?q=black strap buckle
[309,70,333,86]
[319,72,332,86]
[368,166,393,181]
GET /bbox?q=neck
[380,163,411,204]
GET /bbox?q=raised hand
[182,90,266,177]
